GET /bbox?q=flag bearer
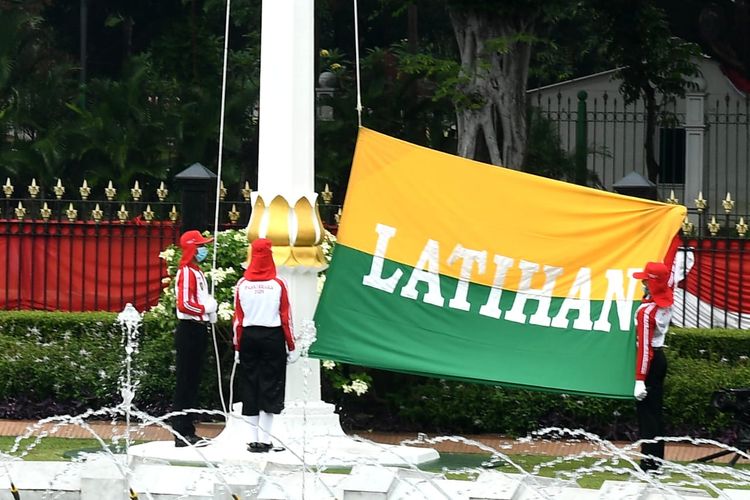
[173,230,218,447]
[632,261,673,472]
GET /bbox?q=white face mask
[195,246,209,262]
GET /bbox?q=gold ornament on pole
[220,181,228,201]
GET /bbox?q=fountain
[0,304,748,498]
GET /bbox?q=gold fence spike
[722,192,734,213]
[15,201,26,219]
[131,180,142,201]
[157,181,168,201]
[66,202,78,222]
[220,181,227,201]
[321,183,333,204]
[142,204,154,223]
[80,179,91,200]
[28,178,40,198]
[91,203,103,222]
[707,216,721,236]
[681,216,694,236]
[228,204,240,223]
[54,178,65,199]
[117,204,129,223]
[105,180,117,201]
[695,191,707,212]
[241,181,252,201]
[3,178,13,198]
[40,202,52,221]
[666,189,678,204]
[169,205,179,222]
[737,217,748,237]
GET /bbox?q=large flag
[311,128,686,398]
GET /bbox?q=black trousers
[173,319,208,436]
[636,348,667,470]
[238,325,287,415]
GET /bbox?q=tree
[444,1,574,169]
[590,0,700,183]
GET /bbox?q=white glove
[234,351,240,365]
[287,349,301,364]
[208,312,217,324]
[634,381,648,401]
[204,296,218,314]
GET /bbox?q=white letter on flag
[362,223,403,293]
[505,260,563,326]
[400,239,445,307]
[447,244,487,311]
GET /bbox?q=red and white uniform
[232,277,295,352]
[175,263,212,322]
[634,299,671,381]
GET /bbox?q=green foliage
[669,328,750,363]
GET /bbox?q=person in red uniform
[232,238,299,453]
[173,230,218,447]
[632,261,673,472]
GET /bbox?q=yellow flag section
[311,128,686,398]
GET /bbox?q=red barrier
[0,220,177,312]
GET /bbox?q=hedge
[0,311,748,441]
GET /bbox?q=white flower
[322,360,336,370]
[98,369,107,380]
[206,267,235,284]
[350,379,369,396]
[341,384,353,394]
[158,248,175,261]
[218,302,234,321]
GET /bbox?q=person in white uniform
[232,238,299,452]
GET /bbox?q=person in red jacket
[232,238,299,453]
[632,261,673,472]
[173,230,218,447]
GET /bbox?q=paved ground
[0,419,746,464]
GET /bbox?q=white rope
[353,0,363,127]
[208,0,234,417]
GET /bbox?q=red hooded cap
[178,230,213,267]
[633,261,673,307]
[244,238,276,280]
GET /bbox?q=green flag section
[311,128,686,398]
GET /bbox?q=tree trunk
[643,84,659,183]
[448,8,533,169]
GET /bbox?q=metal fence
[0,178,252,312]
